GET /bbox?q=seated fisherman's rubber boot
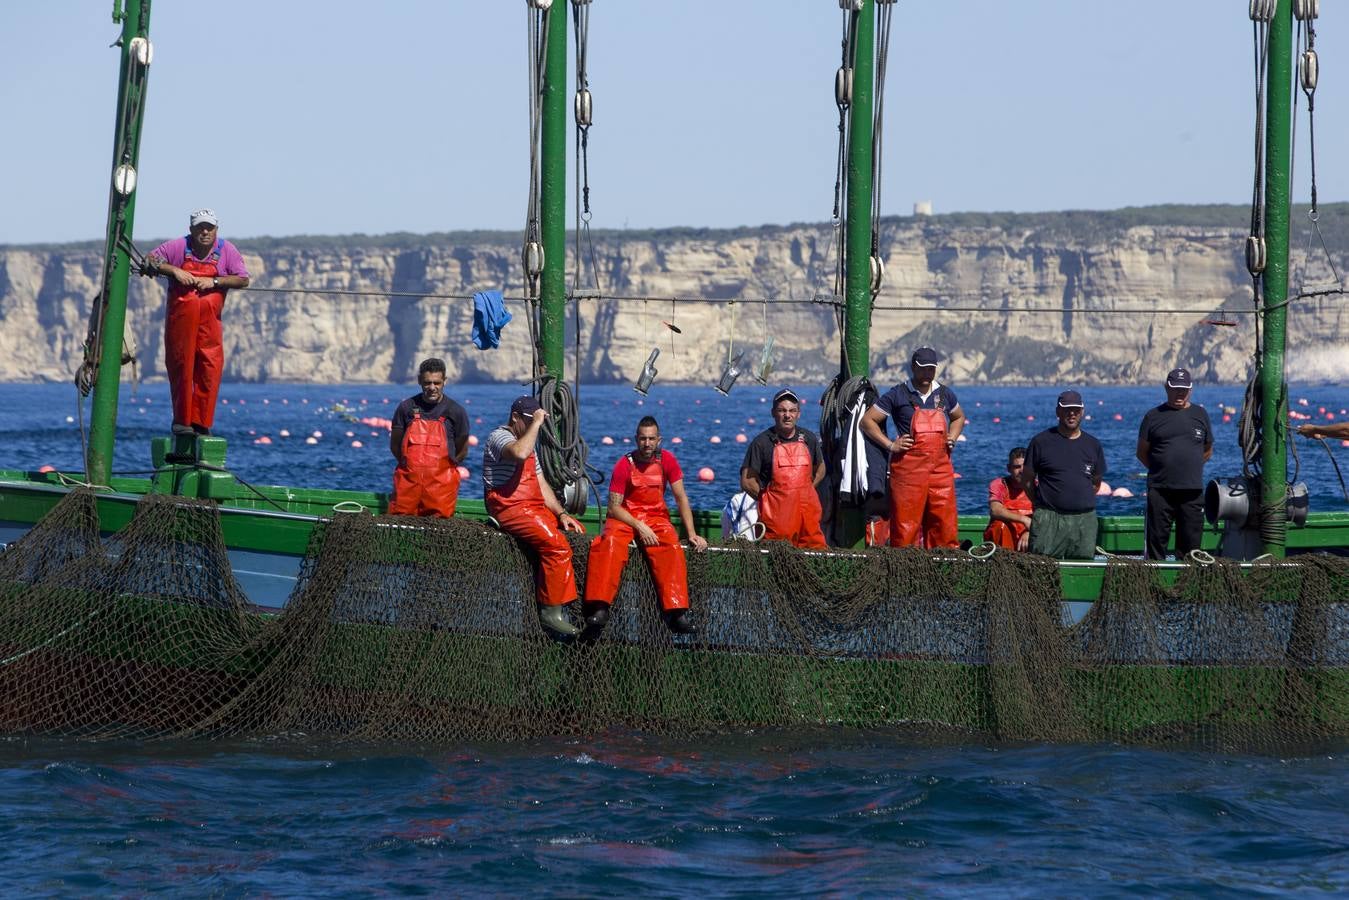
[581,603,611,639]
[539,605,580,637]
[664,609,697,635]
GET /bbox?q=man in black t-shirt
[387,357,471,517]
[1136,367,1213,559]
[1022,390,1107,559]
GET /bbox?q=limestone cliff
[3,209,1345,386]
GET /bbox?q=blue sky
[2,1,1345,243]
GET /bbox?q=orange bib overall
[586,454,689,612]
[487,455,578,607]
[758,438,826,548]
[389,411,460,517]
[164,246,225,430]
[888,407,959,548]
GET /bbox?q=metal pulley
[574,88,592,127]
[1294,0,1319,21]
[839,0,864,10]
[128,36,153,66]
[527,0,554,10]
[1300,49,1319,92]
[1248,0,1276,22]
[1245,235,1267,276]
[835,66,853,108]
[113,163,137,196]
[869,254,885,294]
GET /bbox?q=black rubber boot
[539,605,579,637]
[582,603,611,635]
[664,609,697,635]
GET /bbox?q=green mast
[1259,0,1294,557]
[843,2,876,378]
[538,1,569,380]
[87,0,153,484]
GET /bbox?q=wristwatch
[212,277,219,289]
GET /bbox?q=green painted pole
[88,0,152,484]
[843,1,875,379]
[1260,0,1293,556]
[538,3,568,380]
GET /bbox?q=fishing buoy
[345,431,354,438]
[1096,481,1113,496]
[956,434,967,442]
[710,436,722,444]
[1112,413,1123,421]
[1298,397,1309,406]
[697,467,715,482]
[1319,406,1326,414]
[953,472,962,480]
[671,437,683,444]
[65,415,75,423]
[1027,415,1035,421]
[735,433,748,443]
[468,434,479,447]
[351,440,363,448]
[713,418,722,425]
[263,398,270,405]
[238,399,246,405]
[1111,487,1134,498]
[282,398,289,404]
[280,429,291,437]
[305,437,318,445]
[254,436,272,445]
[1327,413,1336,421]
[302,398,309,404]
[38,465,55,473]
[992,416,1001,423]
[457,465,470,480]
[747,417,757,425]
[1341,440,1349,448]
[221,399,229,405]
[622,437,631,443]
[312,430,323,438]
[1222,414,1232,424]
[601,436,615,445]
[475,417,483,424]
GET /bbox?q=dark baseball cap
[1166,367,1193,389]
[772,388,801,406]
[510,395,541,418]
[1056,390,1084,409]
[911,347,940,368]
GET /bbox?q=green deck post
[1260,0,1293,557]
[87,0,153,485]
[538,2,568,380]
[835,2,876,548]
[843,1,875,380]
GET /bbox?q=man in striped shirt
[482,396,584,637]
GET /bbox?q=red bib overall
[164,243,225,430]
[487,453,577,607]
[389,411,460,517]
[585,454,689,612]
[758,437,826,548]
[984,477,1034,549]
[888,407,959,548]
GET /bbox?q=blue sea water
[3,380,1348,515]
[2,380,1349,894]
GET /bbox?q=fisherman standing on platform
[1136,367,1213,560]
[483,395,585,637]
[388,358,469,517]
[739,389,827,548]
[1021,390,1107,560]
[861,347,965,548]
[985,446,1034,551]
[584,416,706,635]
[146,208,250,436]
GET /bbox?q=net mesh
[0,488,1345,749]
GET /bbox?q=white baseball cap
[189,208,219,227]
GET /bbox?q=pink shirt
[151,236,250,278]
